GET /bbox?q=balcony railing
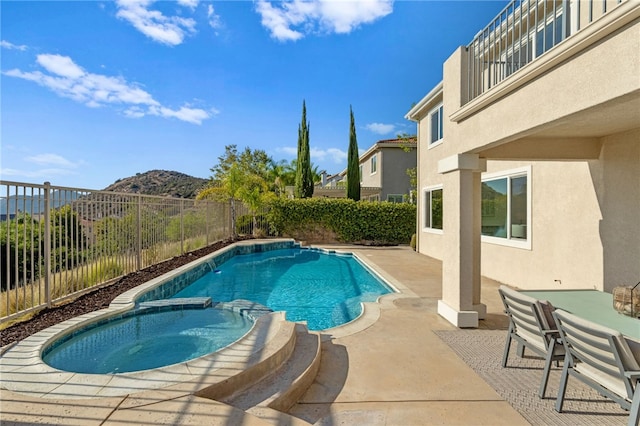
[0,180,265,322]
[466,0,626,103]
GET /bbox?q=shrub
[267,198,415,245]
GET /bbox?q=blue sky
[1,0,504,190]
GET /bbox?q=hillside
[103,170,209,199]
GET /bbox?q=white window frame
[359,165,363,183]
[387,194,405,203]
[423,185,443,234]
[428,103,444,149]
[370,154,378,174]
[481,166,531,250]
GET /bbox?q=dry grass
[0,237,215,324]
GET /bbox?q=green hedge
[267,198,416,245]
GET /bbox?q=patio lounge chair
[553,309,640,426]
[498,285,564,398]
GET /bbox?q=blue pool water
[41,245,393,374]
[172,248,393,330]
[43,307,252,374]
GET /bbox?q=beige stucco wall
[359,152,380,189]
[593,130,640,291]
[480,160,603,290]
[481,131,639,291]
[418,130,640,292]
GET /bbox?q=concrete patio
[0,245,629,425]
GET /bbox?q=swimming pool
[42,303,253,374]
[1,240,403,398]
[38,241,394,375]
[171,247,393,330]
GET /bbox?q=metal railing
[466,0,626,102]
[0,180,263,322]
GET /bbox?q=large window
[430,104,444,145]
[371,155,377,174]
[359,165,363,182]
[387,194,405,203]
[424,186,443,231]
[481,169,529,243]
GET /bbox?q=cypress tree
[295,100,314,198]
[347,105,361,201]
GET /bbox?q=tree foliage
[295,100,314,198]
[200,144,277,236]
[208,145,272,187]
[347,105,361,201]
[397,132,417,204]
[0,213,43,290]
[0,207,89,290]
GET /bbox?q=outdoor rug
[434,329,629,426]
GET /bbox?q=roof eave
[405,81,444,122]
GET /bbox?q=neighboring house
[406,0,639,327]
[320,171,345,189]
[358,137,417,202]
[315,137,417,202]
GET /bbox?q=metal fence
[466,0,626,102]
[0,180,262,322]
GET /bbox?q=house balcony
[465,0,630,104]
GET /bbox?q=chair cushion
[518,327,547,353]
[574,362,630,401]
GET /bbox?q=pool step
[193,313,299,402]
[219,323,322,425]
[137,297,212,309]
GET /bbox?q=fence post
[136,195,142,271]
[43,182,52,308]
[180,200,185,255]
[205,201,210,246]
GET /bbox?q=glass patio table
[521,290,640,341]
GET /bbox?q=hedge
[267,198,416,245]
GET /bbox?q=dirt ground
[0,237,250,348]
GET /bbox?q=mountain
[102,170,209,199]
[0,190,80,216]
[0,171,208,217]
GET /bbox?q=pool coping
[0,239,406,399]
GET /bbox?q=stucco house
[406,0,639,327]
[358,137,417,202]
[315,137,417,201]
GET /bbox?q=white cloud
[276,146,347,164]
[1,153,84,180]
[148,105,215,125]
[4,53,213,125]
[0,167,78,179]
[255,0,393,41]
[115,0,197,46]
[26,153,78,168]
[311,147,347,163]
[178,0,199,10]
[37,54,85,79]
[1,40,28,51]
[277,147,298,157]
[207,4,223,33]
[365,122,395,135]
